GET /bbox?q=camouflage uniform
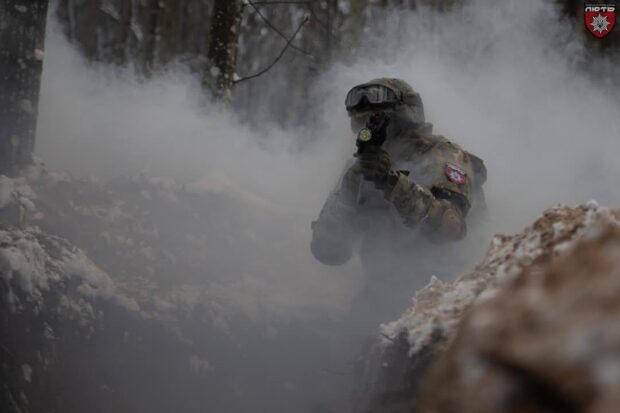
[311,78,487,267]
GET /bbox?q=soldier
[311,78,487,319]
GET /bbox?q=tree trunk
[0,0,49,176]
[141,0,161,74]
[114,0,133,65]
[206,0,243,102]
[158,0,181,65]
[342,0,368,61]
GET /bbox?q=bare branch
[380,333,396,343]
[306,1,339,40]
[245,1,314,58]
[233,16,309,84]
[243,0,338,40]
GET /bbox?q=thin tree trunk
[343,0,368,61]
[141,0,160,74]
[83,0,102,60]
[0,0,49,176]
[206,0,243,102]
[158,0,181,65]
[115,0,133,65]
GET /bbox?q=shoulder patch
[445,163,467,185]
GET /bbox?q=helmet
[345,78,425,124]
[346,78,426,138]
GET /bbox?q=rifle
[356,112,390,154]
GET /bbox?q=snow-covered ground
[382,202,620,353]
[0,163,359,413]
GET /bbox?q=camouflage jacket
[311,125,487,266]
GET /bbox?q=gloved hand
[355,146,392,190]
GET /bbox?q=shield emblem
[445,163,467,185]
[585,4,616,39]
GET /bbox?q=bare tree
[0,0,49,176]
[141,0,161,73]
[206,0,244,102]
[342,0,369,61]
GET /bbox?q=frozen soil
[360,203,620,413]
[0,163,355,413]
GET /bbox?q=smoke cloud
[33,0,620,410]
[38,0,620,241]
[324,0,620,235]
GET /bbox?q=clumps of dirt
[360,203,620,413]
[381,203,620,355]
[419,226,620,413]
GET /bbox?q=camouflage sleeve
[385,172,467,242]
[385,140,479,242]
[311,163,360,265]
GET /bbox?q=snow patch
[0,227,139,318]
[380,204,620,354]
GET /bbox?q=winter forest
[1,0,620,412]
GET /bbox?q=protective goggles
[345,85,401,110]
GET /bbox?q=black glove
[356,145,392,189]
[356,112,390,149]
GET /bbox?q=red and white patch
[445,163,467,185]
[585,4,615,39]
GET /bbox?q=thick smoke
[324,3,620,329]
[324,0,620,235]
[39,1,620,233]
[34,0,619,411]
[36,18,364,322]
[37,0,620,318]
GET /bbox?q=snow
[0,176,13,208]
[0,226,139,318]
[62,248,139,311]
[0,175,37,210]
[552,221,566,238]
[34,48,45,61]
[19,197,35,212]
[130,22,143,42]
[0,230,50,299]
[380,203,620,354]
[100,2,120,21]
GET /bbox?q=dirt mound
[420,226,620,413]
[0,164,354,413]
[361,203,620,412]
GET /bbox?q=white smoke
[35,21,365,322]
[36,0,620,317]
[325,0,620,234]
[36,0,620,322]
[32,1,620,411]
